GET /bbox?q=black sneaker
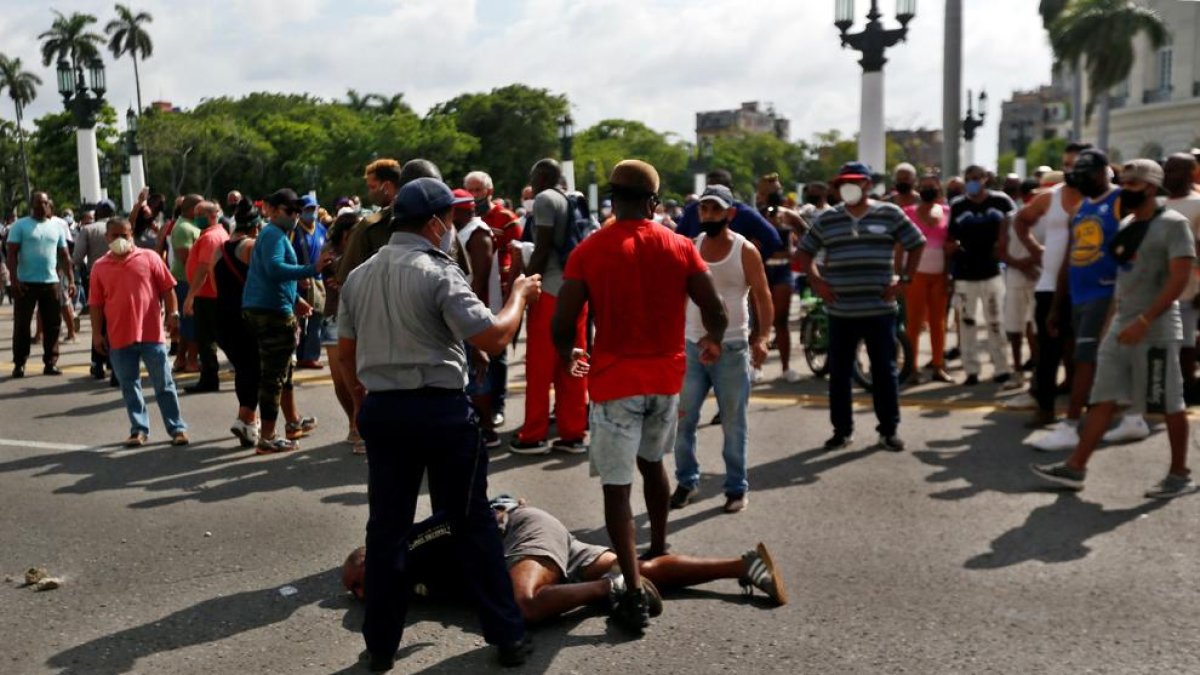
[1021,358,1036,372]
[551,438,587,454]
[877,434,905,452]
[509,438,549,455]
[11,364,25,379]
[89,364,106,380]
[363,650,394,672]
[823,433,854,450]
[945,347,961,362]
[993,373,1011,385]
[43,365,62,376]
[482,429,502,449]
[497,635,533,668]
[109,374,120,388]
[1029,462,1086,490]
[611,587,651,635]
[669,484,696,509]
[963,374,979,386]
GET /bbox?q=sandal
[256,436,299,455]
[351,439,367,455]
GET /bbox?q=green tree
[0,120,25,216]
[39,10,104,71]
[1049,0,1167,150]
[1026,137,1069,170]
[106,4,153,115]
[429,84,569,198]
[0,53,41,207]
[574,119,691,198]
[29,105,121,211]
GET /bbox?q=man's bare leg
[638,458,670,558]
[1165,411,1190,476]
[639,555,744,588]
[603,484,641,590]
[1066,362,1096,421]
[509,557,607,623]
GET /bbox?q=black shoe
[90,364,106,380]
[945,347,961,362]
[43,365,62,376]
[508,438,549,455]
[1021,358,1036,372]
[669,484,697,509]
[185,381,219,394]
[168,342,178,356]
[482,429,502,449]
[109,374,120,388]
[963,374,979,386]
[497,635,534,668]
[823,433,854,450]
[878,434,906,452]
[993,373,1011,385]
[11,364,25,379]
[611,587,651,635]
[363,651,394,672]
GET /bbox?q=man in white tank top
[1014,147,1085,428]
[671,186,773,514]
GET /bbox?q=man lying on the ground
[342,496,787,625]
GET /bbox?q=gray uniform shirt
[72,222,110,273]
[1113,208,1196,343]
[338,232,495,391]
[533,188,570,296]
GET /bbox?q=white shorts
[1003,268,1035,335]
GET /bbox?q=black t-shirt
[948,191,1015,281]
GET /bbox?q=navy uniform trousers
[359,387,524,659]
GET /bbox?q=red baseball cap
[452,188,475,210]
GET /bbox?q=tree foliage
[39,10,104,70]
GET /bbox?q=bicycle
[798,291,913,391]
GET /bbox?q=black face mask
[946,189,964,201]
[804,193,823,205]
[700,219,728,238]
[895,182,914,195]
[474,197,489,217]
[1119,188,1148,211]
[919,188,939,203]
[1070,172,1106,198]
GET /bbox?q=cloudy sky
[0,0,1054,171]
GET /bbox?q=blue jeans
[173,283,196,341]
[488,349,508,414]
[109,342,188,437]
[674,340,751,497]
[828,314,900,437]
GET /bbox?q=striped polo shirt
[799,201,925,318]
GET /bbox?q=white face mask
[521,200,534,213]
[839,183,865,206]
[433,216,454,252]
[108,237,133,256]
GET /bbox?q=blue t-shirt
[243,223,317,315]
[676,201,782,258]
[1068,189,1121,304]
[6,216,67,284]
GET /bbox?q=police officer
[337,177,540,672]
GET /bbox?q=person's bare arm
[468,274,541,355]
[57,246,76,298]
[687,271,729,365]
[526,225,554,277]
[183,248,217,316]
[338,337,362,396]
[1118,258,1192,345]
[551,278,590,375]
[1015,192,1050,262]
[742,243,773,368]
[6,243,21,298]
[161,283,180,337]
[466,229,494,305]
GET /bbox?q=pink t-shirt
[903,203,949,274]
[89,248,176,350]
[187,225,230,298]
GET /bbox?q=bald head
[610,160,661,220]
[180,194,204,219]
[399,159,442,187]
[196,201,221,226]
[1163,153,1198,198]
[530,159,562,193]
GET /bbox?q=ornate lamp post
[834,0,916,175]
[126,107,146,200]
[57,58,108,207]
[586,159,598,218]
[558,114,576,192]
[961,88,987,167]
[98,154,112,202]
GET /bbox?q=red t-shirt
[563,218,707,402]
[89,248,176,351]
[186,225,230,298]
[483,203,522,279]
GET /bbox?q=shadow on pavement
[964,492,1171,569]
[912,412,1033,500]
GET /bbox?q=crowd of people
[3,141,1199,670]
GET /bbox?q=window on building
[1157,44,1173,93]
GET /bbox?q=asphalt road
[0,304,1197,674]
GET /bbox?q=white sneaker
[1002,392,1037,410]
[1030,420,1080,452]
[1000,372,1026,391]
[751,368,764,384]
[782,369,802,383]
[1102,415,1151,444]
[230,419,260,448]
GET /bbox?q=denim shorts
[589,394,679,486]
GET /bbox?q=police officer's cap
[393,177,473,221]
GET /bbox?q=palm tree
[106,4,153,115]
[344,89,371,112]
[1049,0,1168,150]
[38,10,104,73]
[1039,0,1081,140]
[0,54,41,207]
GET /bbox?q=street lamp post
[961,88,987,167]
[57,58,108,207]
[98,154,112,202]
[119,143,133,214]
[943,0,963,177]
[693,137,714,196]
[586,160,598,218]
[834,0,916,175]
[126,108,146,200]
[558,114,576,193]
[1011,119,1033,180]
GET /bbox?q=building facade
[696,101,791,144]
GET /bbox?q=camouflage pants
[242,309,297,423]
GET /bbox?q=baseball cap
[392,177,472,221]
[265,188,305,211]
[1120,159,1164,188]
[699,185,734,209]
[835,161,873,183]
[451,188,475,210]
[1071,148,1109,174]
[299,194,318,210]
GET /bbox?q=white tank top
[456,218,503,314]
[1036,185,1070,293]
[686,232,750,343]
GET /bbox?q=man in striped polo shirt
[795,162,926,452]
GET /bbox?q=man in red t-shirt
[552,160,728,635]
[90,217,189,448]
[182,201,230,393]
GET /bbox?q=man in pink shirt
[90,217,190,447]
[182,201,230,393]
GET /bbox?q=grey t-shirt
[1113,208,1196,342]
[533,188,570,296]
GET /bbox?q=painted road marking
[0,438,90,451]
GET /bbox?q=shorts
[503,507,610,582]
[589,394,679,486]
[320,316,339,347]
[1003,269,1035,335]
[1180,302,1198,348]
[1070,296,1112,364]
[1091,337,1184,415]
[174,282,196,341]
[766,261,794,288]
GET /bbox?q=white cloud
[0,0,1054,173]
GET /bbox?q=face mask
[521,199,534,213]
[838,183,864,206]
[194,216,210,228]
[919,188,940,203]
[895,182,913,195]
[1119,188,1148,211]
[652,213,665,223]
[108,237,133,256]
[600,207,612,218]
[474,198,490,217]
[432,216,454,251]
[300,212,315,224]
[965,180,983,197]
[1073,173,1105,198]
[700,219,728,238]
